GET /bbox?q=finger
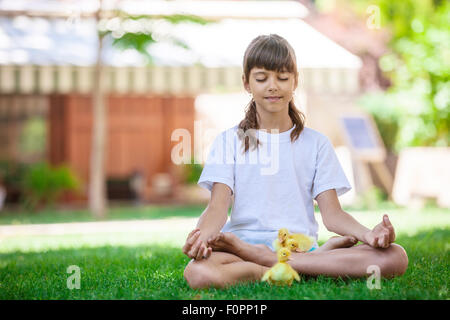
[205,247,212,259]
[383,216,396,242]
[183,231,201,254]
[188,239,202,259]
[182,239,193,255]
[184,229,200,249]
[381,233,389,248]
[196,243,206,260]
[372,236,379,248]
[187,228,200,240]
[377,234,384,247]
[389,227,396,243]
[187,230,201,245]
[380,225,394,245]
[380,226,389,234]
[202,245,211,259]
[201,246,208,259]
[382,215,392,228]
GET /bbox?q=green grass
[0,228,448,299]
[0,201,446,228]
[0,204,206,225]
[0,203,449,299]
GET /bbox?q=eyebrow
[252,70,289,75]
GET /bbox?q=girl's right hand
[182,228,212,260]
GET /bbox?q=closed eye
[255,78,289,82]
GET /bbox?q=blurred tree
[90,3,209,219]
[90,3,107,219]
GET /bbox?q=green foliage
[357,93,400,151]
[112,32,157,57]
[18,117,46,157]
[159,14,210,26]
[99,13,210,64]
[374,0,450,150]
[21,163,80,211]
[180,158,204,185]
[326,0,450,152]
[0,161,28,190]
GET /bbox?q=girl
[182,34,408,289]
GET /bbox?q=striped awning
[0,64,360,95]
[0,1,361,96]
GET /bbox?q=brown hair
[238,34,306,153]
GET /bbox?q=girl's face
[243,67,297,114]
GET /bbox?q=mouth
[265,96,282,102]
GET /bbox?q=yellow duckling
[287,233,314,253]
[261,247,300,286]
[285,238,299,252]
[272,228,290,251]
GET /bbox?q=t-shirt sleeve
[312,137,352,199]
[197,131,235,195]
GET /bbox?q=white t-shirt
[198,124,351,245]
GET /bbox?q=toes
[344,236,357,246]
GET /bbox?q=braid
[237,99,261,153]
[288,100,306,142]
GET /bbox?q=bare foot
[207,232,277,267]
[315,236,357,253]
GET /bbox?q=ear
[242,74,251,93]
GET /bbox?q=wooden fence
[49,94,195,201]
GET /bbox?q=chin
[255,100,288,112]
[266,104,288,112]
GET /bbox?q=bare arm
[316,189,370,242]
[196,182,232,239]
[182,182,232,260]
[316,189,395,248]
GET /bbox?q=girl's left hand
[363,214,396,248]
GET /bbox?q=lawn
[0,228,448,299]
[0,203,449,300]
[0,204,206,225]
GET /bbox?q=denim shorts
[229,229,318,252]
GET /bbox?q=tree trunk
[89,6,107,219]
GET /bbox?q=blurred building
[0,0,366,204]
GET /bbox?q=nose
[267,76,279,92]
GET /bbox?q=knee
[184,260,221,289]
[380,243,409,278]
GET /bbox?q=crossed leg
[184,233,409,289]
[183,251,268,289]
